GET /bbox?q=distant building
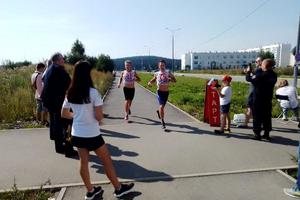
[239,43,291,67]
[181,51,258,70]
[181,43,292,70]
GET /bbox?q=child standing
[214,75,232,134]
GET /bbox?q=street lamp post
[166,27,181,72]
[294,15,300,88]
[144,45,151,71]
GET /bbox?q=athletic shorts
[71,134,105,151]
[123,87,135,100]
[36,99,47,112]
[157,90,169,105]
[220,103,230,114]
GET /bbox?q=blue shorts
[157,90,169,105]
[220,103,230,114]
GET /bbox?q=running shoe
[114,183,134,198]
[214,130,224,134]
[284,186,300,198]
[124,115,129,121]
[85,186,103,200]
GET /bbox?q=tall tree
[66,39,86,64]
[95,54,115,72]
[258,50,275,60]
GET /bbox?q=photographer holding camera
[245,59,277,141]
[243,57,263,127]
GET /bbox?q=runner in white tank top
[148,60,176,129]
[117,60,141,121]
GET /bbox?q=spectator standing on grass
[147,60,176,129]
[31,63,49,126]
[62,61,134,199]
[245,59,277,141]
[276,79,299,121]
[41,52,77,157]
[244,57,263,127]
[117,60,141,121]
[214,75,232,134]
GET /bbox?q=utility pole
[294,15,300,87]
[166,27,181,72]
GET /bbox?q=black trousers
[252,103,272,135]
[49,110,64,152]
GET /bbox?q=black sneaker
[128,109,131,115]
[156,110,161,119]
[114,183,134,198]
[262,134,271,141]
[214,130,224,134]
[85,186,103,200]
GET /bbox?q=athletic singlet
[122,70,136,85]
[155,70,170,86]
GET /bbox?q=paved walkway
[0,80,299,199]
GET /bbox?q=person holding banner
[148,60,176,129]
[214,75,232,134]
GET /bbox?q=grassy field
[0,65,114,129]
[139,73,282,121]
[177,67,297,77]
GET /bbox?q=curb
[276,169,297,183]
[1,165,296,193]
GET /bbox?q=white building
[181,51,258,70]
[239,43,291,67]
[182,43,292,70]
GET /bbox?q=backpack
[31,72,41,90]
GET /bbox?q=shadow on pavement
[106,143,139,157]
[272,127,300,134]
[101,129,140,139]
[90,158,173,183]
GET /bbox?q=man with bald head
[244,56,263,127]
[246,59,277,141]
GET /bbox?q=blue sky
[0,0,299,62]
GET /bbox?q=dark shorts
[71,134,105,151]
[36,99,47,112]
[157,90,169,105]
[220,103,230,114]
[123,87,135,100]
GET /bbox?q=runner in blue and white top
[148,60,176,129]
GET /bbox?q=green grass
[177,67,297,77]
[139,73,283,121]
[0,65,114,129]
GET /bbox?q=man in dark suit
[246,59,277,141]
[41,52,77,157]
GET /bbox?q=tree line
[0,39,115,72]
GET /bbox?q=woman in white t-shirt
[61,61,134,199]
